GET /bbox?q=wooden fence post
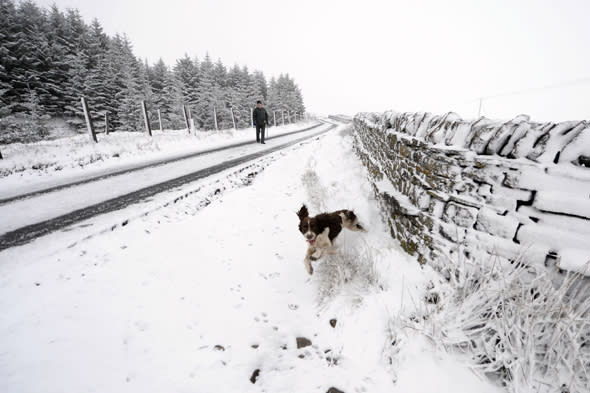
[230,107,236,130]
[213,106,218,131]
[287,111,291,124]
[251,107,254,128]
[158,109,163,132]
[273,110,276,126]
[81,97,97,143]
[182,105,190,132]
[282,110,285,126]
[104,112,110,135]
[141,100,152,137]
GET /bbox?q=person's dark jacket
[253,107,269,126]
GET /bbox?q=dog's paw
[311,249,323,259]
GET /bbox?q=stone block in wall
[468,121,503,154]
[510,122,552,159]
[499,121,533,157]
[477,183,492,198]
[462,241,549,270]
[427,191,448,218]
[464,229,549,267]
[462,161,506,185]
[534,191,590,219]
[529,121,587,164]
[439,220,466,243]
[464,228,520,260]
[516,223,590,251]
[445,122,473,147]
[443,201,479,228]
[488,185,533,212]
[453,179,479,194]
[518,205,590,240]
[414,189,431,211]
[475,207,520,239]
[556,248,590,275]
[485,121,522,155]
[448,194,483,209]
[505,165,590,195]
[559,125,590,166]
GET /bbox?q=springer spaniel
[296,204,365,274]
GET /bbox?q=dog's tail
[338,210,366,232]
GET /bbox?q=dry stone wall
[353,111,590,275]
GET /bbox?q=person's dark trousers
[256,124,266,143]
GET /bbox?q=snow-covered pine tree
[137,59,154,128]
[0,0,17,110]
[0,0,17,114]
[62,8,90,127]
[115,36,144,132]
[225,64,248,128]
[149,58,168,129]
[252,71,267,102]
[84,19,113,129]
[10,1,51,114]
[212,58,232,129]
[160,66,183,129]
[266,76,280,116]
[173,54,199,115]
[194,53,215,129]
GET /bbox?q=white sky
[36,0,590,121]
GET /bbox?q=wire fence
[77,98,306,145]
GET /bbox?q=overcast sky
[36,0,590,121]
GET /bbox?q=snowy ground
[0,125,501,393]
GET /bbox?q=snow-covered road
[0,122,326,204]
[0,124,501,393]
[0,122,333,249]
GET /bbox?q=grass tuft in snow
[430,253,590,393]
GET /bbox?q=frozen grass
[429,253,590,393]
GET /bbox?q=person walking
[253,100,269,144]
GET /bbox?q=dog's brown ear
[296,204,309,220]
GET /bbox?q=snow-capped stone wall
[353,111,590,275]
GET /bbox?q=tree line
[0,0,305,139]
